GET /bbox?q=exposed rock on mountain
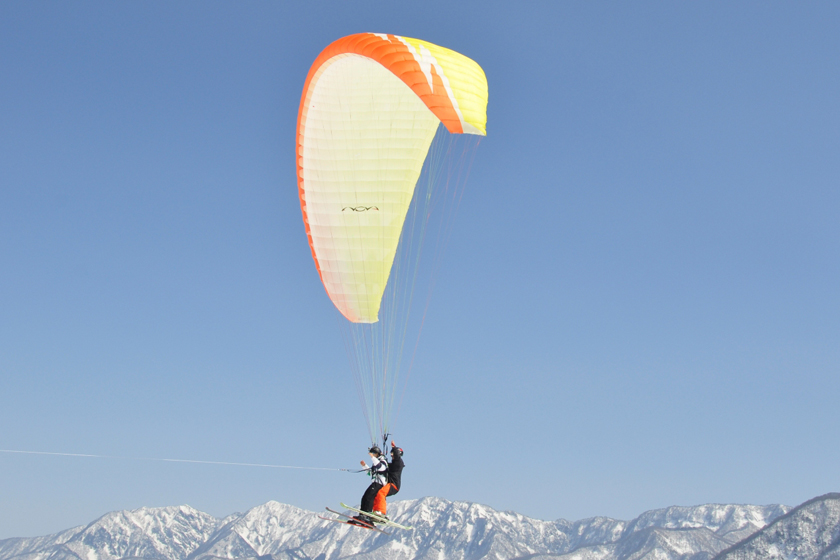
[714,493,840,560]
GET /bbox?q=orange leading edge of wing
[295,33,466,285]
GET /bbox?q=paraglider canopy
[296,33,488,323]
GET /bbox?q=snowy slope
[714,493,840,560]
[0,497,797,560]
[0,526,83,560]
[515,502,789,560]
[0,506,219,560]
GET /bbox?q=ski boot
[350,515,374,527]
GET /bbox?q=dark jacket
[387,455,404,490]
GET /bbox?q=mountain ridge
[713,492,840,560]
[0,494,835,560]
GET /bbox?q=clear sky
[1,1,838,540]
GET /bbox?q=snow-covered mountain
[713,493,840,560]
[3,495,833,560]
[0,506,218,560]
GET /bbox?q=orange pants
[372,482,398,515]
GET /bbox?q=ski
[339,503,414,530]
[325,507,372,525]
[325,507,393,532]
[320,511,391,535]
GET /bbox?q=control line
[0,449,352,472]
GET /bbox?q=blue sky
[1,1,838,539]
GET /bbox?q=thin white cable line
[0,449,351,472]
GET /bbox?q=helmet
[368,445,382,455]
[392,446,404,457]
